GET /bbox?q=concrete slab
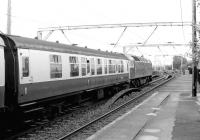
[87,92,170,140]
[87,75,200,140]
[134,93,180,140]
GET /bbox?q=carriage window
[109,60,115,74]
[121,60,124,73]
[22,57,29,77]
[97,58,102,75]
[104,59,108,74]
[113,60,117,73]
[50,55,62,78]
[126,61,129,72]
[118,61,121,73]
[87,59,90,74]
[115,64,118,73]
[69,56,79,77]
[81,57,87,76]
[109,60,112,73]
[90,58,95,75]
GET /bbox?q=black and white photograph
[0,0,200,140]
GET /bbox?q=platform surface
[87,74,200,140]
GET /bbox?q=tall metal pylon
[7,0,11,35]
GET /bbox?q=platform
[87,74,200,140]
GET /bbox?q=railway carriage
[0,33,152,130]
[0,34,130,113]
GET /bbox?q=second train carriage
[126,55,152,87]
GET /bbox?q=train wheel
[9,108,25,130]
[137,79,141,87]
[97,89,104,100]
[105,88,112,97]
[130,80,136,88]
[0,112,6,133]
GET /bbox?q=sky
[0,0,197,66]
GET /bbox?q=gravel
[17,79,164,140]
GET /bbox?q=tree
[187,60,193,67]
[165,65,173,70]
[173,56,187,70]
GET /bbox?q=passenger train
[0,34,152,129]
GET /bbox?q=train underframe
[130,75,152,88]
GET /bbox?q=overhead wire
[112,26,127,49]
[179,0,186,43]
[1,1,192,56]
[135,46,143,56]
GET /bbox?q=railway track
[3,75,174,140]
[3,98,108,140]
[2,103,92,140]
[57,75,174,140]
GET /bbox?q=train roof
[125,54,151,63]
[3,34,128,60]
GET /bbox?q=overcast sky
[0,0,196,65]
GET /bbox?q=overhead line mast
[7,0,11,35]
[192,0,197,97]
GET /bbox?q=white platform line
[86,92,159,140]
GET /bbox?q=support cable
[179,0,186,42]
[113,27,127,48]
[136,46,144,56]
[61,30,72,44]
[44,30,54,40]
[172,45,179,54]
[143,26,158,45]
[157,46,164,55]
[126,26,158,53]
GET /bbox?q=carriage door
[19,49,32,84]
[0,44,5,108]
[0,44,5,87]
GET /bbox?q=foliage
[187,60,193,67]
[172,56,188,70]
[165,65,173,70]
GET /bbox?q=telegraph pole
[7,0,11,35]
[192,0,197,97]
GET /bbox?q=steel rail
[57,75,175,140]
[5,75,172,140]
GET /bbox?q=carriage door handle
[29,76,33,82]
